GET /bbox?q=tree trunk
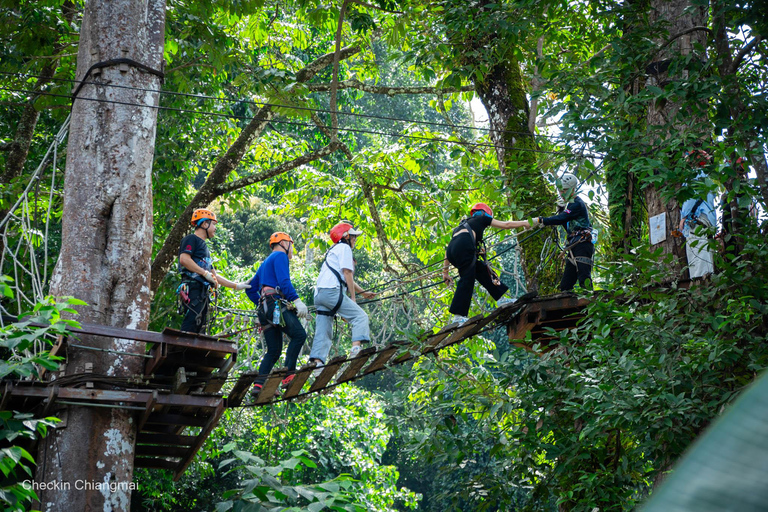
[644,0,709,277]
[474,59,557,291]
[35,1,165,510]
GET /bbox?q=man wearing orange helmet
[178,208,251,333]
[309,221,375,369]
[443,203,527,323]
[245,232,308,395]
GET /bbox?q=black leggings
[255,297,306,386]
[560,239,594,291]
[180,282,209,334]
[446,233,508,316]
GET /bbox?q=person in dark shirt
[245,232,308,396]
[178,208,250,333]
[442,203,528,323]
[525,173,595,291]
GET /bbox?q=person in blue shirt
[678,164,717,279]
[526,173,595,291]
[245,232,309,396]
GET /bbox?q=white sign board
[649,213,667,245]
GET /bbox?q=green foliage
[134,386,420,511]
[217,448,367,512]
[0,276,77,511]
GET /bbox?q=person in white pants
[309,221,375,371]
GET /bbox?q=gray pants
[309,287,370,363]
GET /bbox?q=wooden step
[282,364,316,399]
[335,347,377,385]
[227,371,258,407]
[308,356,346,393]
[362,342,405,375]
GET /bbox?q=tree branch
[729,35,763,75]
[310,111,410,273]
[656,26,712,56]
[215,143,339,195]
[306,78,474,96]
[149,44,362,293]
[349,0,403,14]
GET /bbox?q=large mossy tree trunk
[474,58,557,292]
[644,0,709,278]
[35,1,165,510]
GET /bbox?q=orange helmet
[269,232,293,246]
[470,203,493,217]
[330,222,362,243]
[191,208,217,226]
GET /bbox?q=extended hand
[236,282,251,291]
[293,299,309,319]
[202,270,217,285]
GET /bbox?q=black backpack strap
[316,245,345,317]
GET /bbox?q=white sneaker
[452,315,468,326]
[348,345,362,359]
[310,360,323,378]
[497,297,516,307]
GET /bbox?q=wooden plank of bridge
[434,314,486,352]
[254,371,286,405]
[388,322,458,366]
[336,347,377,385]
[202,371,229,394]
[282,363,317,399]
[362,341,407,376]
[308,356,346,393]
[227,371,258,407]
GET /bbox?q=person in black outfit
[526,173,594,291]
[442,203,528,321]
[178,208,250,333]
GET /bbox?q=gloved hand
[556,197,566,208]
[529,217,542,228]
[202,270,217,284]
[294,298,308,319]
[236,282,251,290]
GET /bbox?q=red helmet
[470,203,493,217]
[685,149,711,167]
[330,222,362,243]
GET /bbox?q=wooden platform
[0,319,236,480]
[505,292,589,351]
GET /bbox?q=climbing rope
[0,115,70,361]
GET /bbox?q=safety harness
[258,286,294,332]
[456,219,502,286]
[316,242,347,318]
[564,228,596,268]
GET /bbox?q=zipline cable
[1,70,584,144]
[0,85,606,158]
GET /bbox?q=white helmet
[559,173,578,191]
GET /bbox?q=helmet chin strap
[199,220,213,239]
